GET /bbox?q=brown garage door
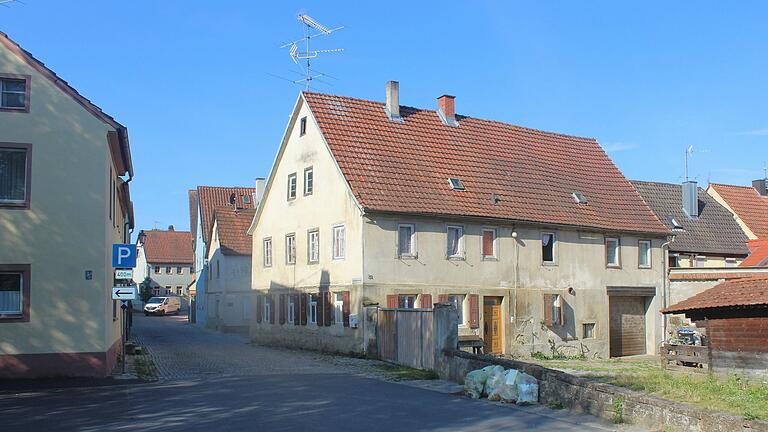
[609,296,646,357]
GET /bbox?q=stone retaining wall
[437,350,768,432]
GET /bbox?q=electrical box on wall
[349,314,359,328]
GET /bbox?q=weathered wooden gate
[377,308,434,370]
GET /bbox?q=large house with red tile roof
[0,32,134,378]
[204,207,257,332]
[189,185,262,327]
[707,179,768,240]
[248,82,671,359]
[134,228,194,299]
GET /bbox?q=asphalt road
[0,314,621,432]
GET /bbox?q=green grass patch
[374,363,439,381]
[607,369,768,421]
[133,354,157,380]
[547,401,564,410]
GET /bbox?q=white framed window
[398,294,417,309]
[176,286,182,295]
[286,234,296,264]
[0,146,30,206]
[176,266,183,274]
[0,271,23,315]
[263,238,272,267]
[308,229,320,263]
[154,266,160,274]
[334,292,344,325]
[309,295,318,325]
[448,294,465,325]
[446,225,464,259]
[165,286,172,295]
[397,224,416,258]
[332,224,346,260]
[299,116,307,136]
[287,173,297,200]
[606,237,621,267]
[551,294,562,326]
[165,266,171,274]
[542,232,556,264]
[725,257,738,268]
[694,255,707,268]
[264,297,271,323]
[288,296,295,324]
[638,240,652,268]
[304,167,314,196]
[481,228,497,259]
[152,288,160,296]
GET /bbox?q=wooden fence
[377,308,434,370]
[660,343,712,374]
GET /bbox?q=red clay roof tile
[303,92,669,235]
[140,230,193,264]
[197,186,257,246]
[213,207,256,256]
[663,276,768,313]
[709,183,768,238]
[741,239,768,267]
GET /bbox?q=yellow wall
[0,42,122,357]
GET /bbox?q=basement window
[582,322,595,339]
[447,178,465,191]
[572,191,588,204]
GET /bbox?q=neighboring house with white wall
[0,32,134,378]
[189,185,259,326]
[205,207,256,332]
[134,228,193,303]
[248,83,671,359]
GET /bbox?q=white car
[144,296,181,316]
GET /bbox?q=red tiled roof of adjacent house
[663,276,768,313]
[303,92,669,235]
[709,183,768,238]
[213,207,256,256]
[669,270,768,281]
[741,239,768,267]
[197,186,257,246]
[140,230,193,264]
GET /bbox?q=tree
[139,276,153,303]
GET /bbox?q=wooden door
[609,296,646,357]
[483,305,502,354]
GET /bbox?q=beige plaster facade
[250,94,666,359]
[0,35,132,378]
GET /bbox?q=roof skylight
[448,178,465,191]
[572,192,588,204]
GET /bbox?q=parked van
[144,296,181,316]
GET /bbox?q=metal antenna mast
[684,145,694,181]
[278,14,343,90]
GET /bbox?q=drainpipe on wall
[660,235,676,344]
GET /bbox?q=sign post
[112,244,137,375]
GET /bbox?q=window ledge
[481,256,498,262]
[447,256,465,261]
[607,264,622,269]
[398,254,418,260]
[541,261,558,267]
[0,313,26,322]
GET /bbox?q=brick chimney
[753,178,768,196]
[437,95,457,126]
[385,81,400,120]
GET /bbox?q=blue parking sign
[112,244,137,268]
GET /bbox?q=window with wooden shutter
[269,295,275,324]
[468,294,479,328]
[279,294,286,325]
[420,293,432,309]
[256,295,263,323]
[324,291,333,326]
[482,229,496,259]
[543,294,553,327]
[299,294,307,325]
[342,291,350,327]
[387,294,397,308]
[293,294,300,325]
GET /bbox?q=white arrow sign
[112,286,137,300]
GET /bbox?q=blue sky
[3,1,767,232]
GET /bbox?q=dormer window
[448,178,465,191]
[667,215,684,230]
[572,191,587,204]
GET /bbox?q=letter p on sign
[112,244,137,268]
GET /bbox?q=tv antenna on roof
[276,14,344,90]
[684,145,694,181]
